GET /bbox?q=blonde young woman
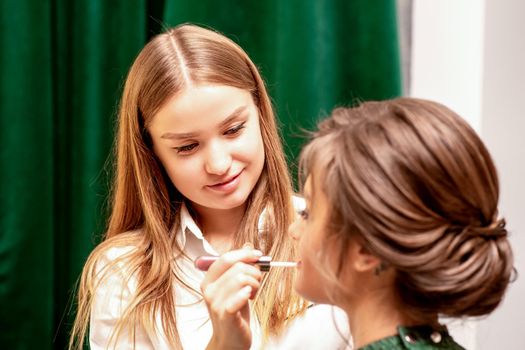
[290,98,515,349]
[69,24,349,350]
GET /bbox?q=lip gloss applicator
[194,255,297,272]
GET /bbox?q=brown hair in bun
[300,97,515,318]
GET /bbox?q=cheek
[300,225,324,254]
[293,224,335,302]
[295,243,330,303]
[298,225,315,257]
[156,152,201,191]
[238,122,265,160]
[288,218,301,241]
[297,227,319,270]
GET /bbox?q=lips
[206,170,243,193]
[210,172,240,187]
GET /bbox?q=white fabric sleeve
[268,304,353,350]
[89,247,154,350]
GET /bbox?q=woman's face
[289,174,335,304]
[290,171,391,311]
[148,84,265,212]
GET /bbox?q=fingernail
[253,249,263,257]
[241,285,252,296]
[243,242,254,249]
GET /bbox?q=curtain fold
[51,1,147,347]
[1,1,146,348]
[0,1,401,348]
[0,0,55,346]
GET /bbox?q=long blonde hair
[300,98,514,319]
[70,24,306,349]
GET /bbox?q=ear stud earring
[374,262,388,276]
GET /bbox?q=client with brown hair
[289,97,515,349]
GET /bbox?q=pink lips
[207,171,242,193]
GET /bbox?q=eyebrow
[160,105,248,140]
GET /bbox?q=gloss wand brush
[194,255,297,272]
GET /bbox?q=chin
[205,192,251,210]
[225,191,252,208]
[294,281,330,304]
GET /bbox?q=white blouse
[89,198,352,349]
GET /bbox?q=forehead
[304,168,326,205]
[149,84,256,133]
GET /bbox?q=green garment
[360,325,466,350]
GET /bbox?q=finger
[203,265,261,312]
[225,285,252,314]
[208,271,261,303]
[202,262,262,296]
[200,261,262,303]
[204,248,262,282]
[205,274,259,317]
[222,261,263,281]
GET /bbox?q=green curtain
[0,1,401,349]
[164,0,401,166]
[0,0,146,348]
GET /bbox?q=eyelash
[299,209,309,220]
[175,143,198,153]
[174,122,246,154]
[224,122,246,136]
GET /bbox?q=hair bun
[396,217,513,318]
[465,218,507,239]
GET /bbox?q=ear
[350,240,382,273]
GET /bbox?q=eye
[298,209,309,220]
[224,122,246,136]
[174,143,198,154]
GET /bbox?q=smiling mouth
[208,171,242,188]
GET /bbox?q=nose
[204,141,232,175]
[288,219,300,241]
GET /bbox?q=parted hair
[70,24,306,350]
[299,97,514,318]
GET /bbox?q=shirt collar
[177,202,220,256]
[176,202,203,248]
[182,203,204,237]
[174,198,297,254]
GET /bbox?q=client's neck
[345,287,435,349]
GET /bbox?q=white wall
[411,0,485,129]
[410,0,525,349]
[477,0,525,348]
